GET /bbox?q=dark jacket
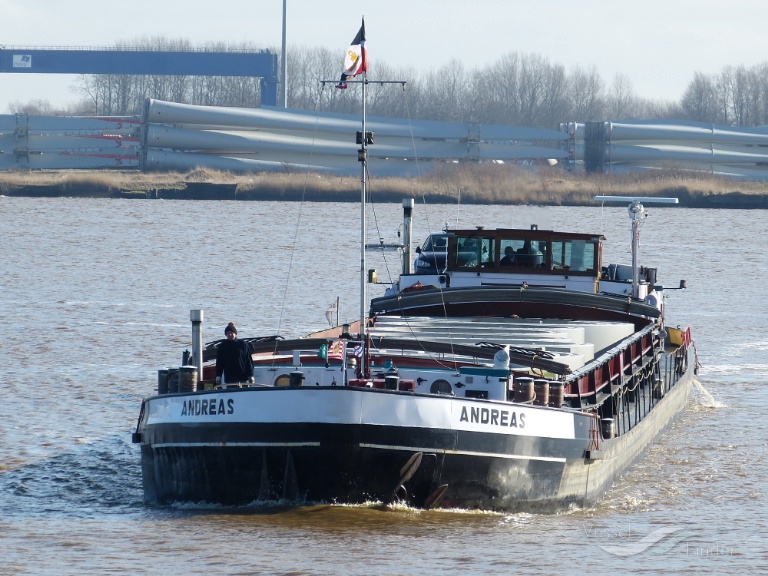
[215,338,254,383]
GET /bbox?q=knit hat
[225,322,237,335]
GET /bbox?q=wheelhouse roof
[444,228,605,242]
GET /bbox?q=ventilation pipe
[402,198,414,275]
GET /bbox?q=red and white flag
[337,19,366,89]
[328,340,346,360]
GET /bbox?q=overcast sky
[1,0,767,113]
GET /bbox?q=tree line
[8,39,768,129]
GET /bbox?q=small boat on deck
[132,21,696,512]
[133,194,697,512]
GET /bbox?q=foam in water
[691,378,726,408]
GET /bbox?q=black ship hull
[137,350,694,512]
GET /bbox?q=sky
[1,0,767,113]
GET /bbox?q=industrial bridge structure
[0,46,279,105]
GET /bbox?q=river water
[0,196,765,575]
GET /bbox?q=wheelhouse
[447,228,603,276]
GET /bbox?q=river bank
[2,165,767,208]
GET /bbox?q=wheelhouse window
[499,239,547,268]
[550,239,597,273]
[446,229,602,275]
[452,235,495,269]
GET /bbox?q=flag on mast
[337,19,366,89]
[328,340,346,360]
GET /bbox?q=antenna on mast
[595,196,679,298]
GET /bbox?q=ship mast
[595,196,679,298]
[326,20,404,375]
[358,71,368,346]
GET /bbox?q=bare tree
[729,65,761,126]
[716,66,736,125]
[634,97,684,120]
[34,35,768,130]
[608,73,637,119]
[566,66,605,121]
[420,59,470,122]
[471,53,521,125]
[365,62,419,119]
[755,63,768,126]
[678,62,768,126]
[744,66,764,126]
[8,99,57,115]
[286,46,347,112]
[517,54,551,126]
[681,71,719,122]
[539,63,569,129]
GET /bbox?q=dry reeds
[0,165,766,203]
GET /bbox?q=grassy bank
[1,165,767,206]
